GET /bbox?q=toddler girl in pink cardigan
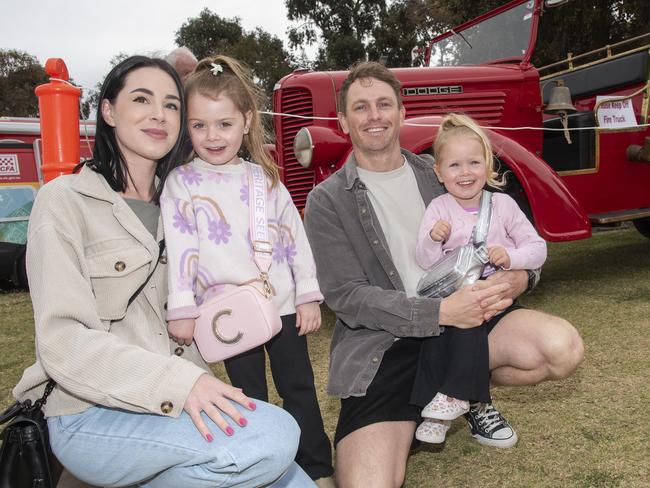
[411,113,547,446]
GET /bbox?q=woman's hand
[296,302,322,336]
[184,374,257,442]
[168,318,195,346]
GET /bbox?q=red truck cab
[271,0,650,242]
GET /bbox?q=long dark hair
[87,56,187,203]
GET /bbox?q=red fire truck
[2,0,649,285]
[272,0,650,242]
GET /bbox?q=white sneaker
[421,392,470,420]
[415,419,452,444]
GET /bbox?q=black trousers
[410,303,524,408]
[411,325,492,406]
[224,313,333,480]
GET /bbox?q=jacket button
[371,357,379,363]
[389,270,395,276]
[114,261,126,272]
[174,347,184,356]
[361,208,367,214]
[373,239,379,245]
[160,401,173,414]
[159,255,168,264]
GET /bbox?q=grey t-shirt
[124,198,160,237]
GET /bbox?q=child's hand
[168,318,196,346]
[488,246,511,269]
[295,302,321,336]
[430,220,451,242]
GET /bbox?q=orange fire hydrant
[35,58,81,183]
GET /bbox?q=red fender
[399,116,592,242]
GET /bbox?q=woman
[12,56,312,487]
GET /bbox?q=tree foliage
[175,9,292,95]
[417,0,650,67]
[287,0,385,69]
[533,0,650,67]
[368,0,448,67]
[0,50,48,117]
[286,0,650,70]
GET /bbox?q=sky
[1,0,296,96]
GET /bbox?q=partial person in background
[167,46,198,83]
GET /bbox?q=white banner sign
[595,96,637,128]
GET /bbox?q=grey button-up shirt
[305,148,541,398]
[304,149,444,398]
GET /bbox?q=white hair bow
[210,63,223,76]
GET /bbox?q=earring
[244,127,250,134]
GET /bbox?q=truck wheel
[17,253,29,290]
[633,218,650,238]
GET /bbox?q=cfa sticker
[596,97,637,128]
[0,155,20,177]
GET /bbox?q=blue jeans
[48,402,315,487]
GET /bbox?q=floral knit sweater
[161,158,323,320]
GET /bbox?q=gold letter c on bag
[212,309,244,344]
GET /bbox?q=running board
[589,208,650,224]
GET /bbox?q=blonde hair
[184,55,280,186]
[433,113,505,189]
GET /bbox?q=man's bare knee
[335,422,414,488]
[545,318,584,380]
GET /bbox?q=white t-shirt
[357,159,426,297]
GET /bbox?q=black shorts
[334,337,422,446]
[484,302,524,334]
[333,303,525,446]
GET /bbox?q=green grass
[2,228,650,487]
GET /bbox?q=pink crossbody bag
[193,163,282,363]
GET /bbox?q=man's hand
[488,245,511,269]
[485,269,528,302]
[439,281,512,328]
[429,220,452,242]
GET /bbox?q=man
[303,62,584,488]
[166,47,198,83]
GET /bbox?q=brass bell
[544,80,577,114]
[544,80,577,144]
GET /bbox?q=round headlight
[293,127,314,168]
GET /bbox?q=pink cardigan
[415,192,547,271]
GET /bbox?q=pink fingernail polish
[206,433,213,442]
[248,401,257,410]
[226,426,234,436]
[239,417,248,427]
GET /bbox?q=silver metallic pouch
[416,191,492,298]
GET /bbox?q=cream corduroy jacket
[13,166,210,418]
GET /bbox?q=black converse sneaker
[464,402,518,448]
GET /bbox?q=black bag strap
[127,239,166,307]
